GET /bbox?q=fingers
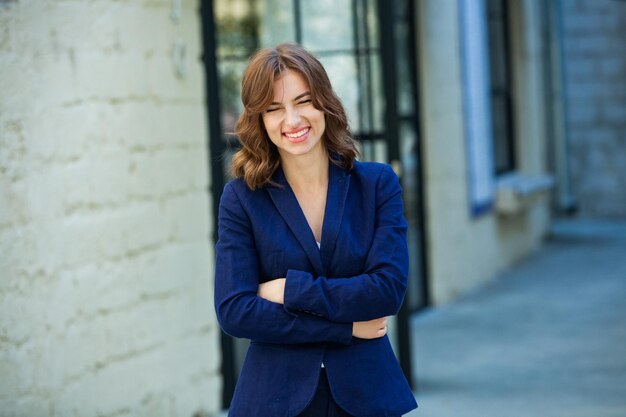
[352,317,389,339]
[374,317,387,329]
[378,317,387,336]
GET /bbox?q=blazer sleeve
[214,182,353,345]
[283,164,409,323]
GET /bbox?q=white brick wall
[0,1,221,416]
[562,0,626,218]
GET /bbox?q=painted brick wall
[0,1,221,416]
[561,0,626,218]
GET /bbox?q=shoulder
[222,177,247,194]
[219,178,257,213]
[221,177,267,201]
[220,177,277,218]
[220,178,244,203]
[218,178,270,227]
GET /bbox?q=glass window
[214,0,385,149]
[319,55,360,128]
[215,0,259,59]
[301,0,354,52]
[217,60,247,134]
[257,0,296,46]
[487,0,515,175]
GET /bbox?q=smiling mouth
[283,127,310,140]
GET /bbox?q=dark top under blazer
[214,160,418,417]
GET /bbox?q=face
[261,69,326,161]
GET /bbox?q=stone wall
[0,0,221,415]
[561,0,626,218]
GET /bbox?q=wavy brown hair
[231,43,359,189]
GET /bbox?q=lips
[283,127,310,143]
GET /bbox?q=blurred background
[1,0,624,416]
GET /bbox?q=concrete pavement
[407,219,626,417]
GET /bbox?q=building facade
[1,0,623,415]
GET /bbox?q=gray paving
[406,219,626,417]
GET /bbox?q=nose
[284,105,301,128]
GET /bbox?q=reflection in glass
[360,139,388,164]
[257,0,296,47]
[215,0,259,59]
[218,60,248,135]
[366,0,380,49]
[369,54,385,133]
[394,2,415,116]
[373,140,388,163]
[301,0,354,52]
[399,121,423,311]
[318,55,360,130]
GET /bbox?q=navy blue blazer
[214,159,418,417]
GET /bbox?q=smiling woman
[214,43,417,417]
[262,71,326,158]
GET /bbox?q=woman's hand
[257,278,286,304]
[352,317,387,339]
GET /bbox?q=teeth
[285,128,309,138]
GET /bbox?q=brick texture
[561,0,626,218]
[0,0,221,416]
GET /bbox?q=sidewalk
[407,219,626,417]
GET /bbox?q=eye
[298,99,312,105]
[265,107,280,113]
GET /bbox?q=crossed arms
[214,165,408,345]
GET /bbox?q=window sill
[495,172,555,216]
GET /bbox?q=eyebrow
[270,91,311,106]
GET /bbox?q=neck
[280,147,329,190]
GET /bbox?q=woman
[214,43,417,417]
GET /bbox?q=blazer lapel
[267,166,325,277]
[267,161,351,277]
[320,162,350,273]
